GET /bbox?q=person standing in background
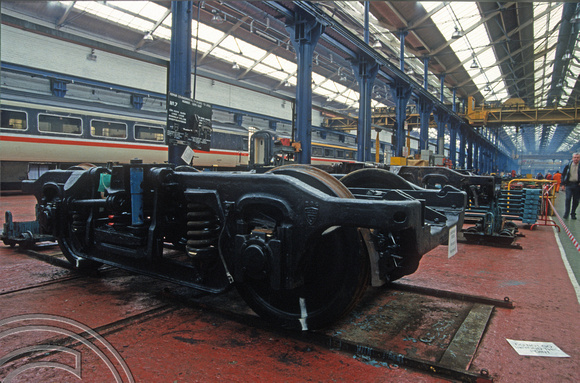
[561,153,580,219]
[553,171,562,193]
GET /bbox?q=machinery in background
[385,166,525,248]
[24,162,465,330]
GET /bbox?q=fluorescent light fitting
[211,9,224,24]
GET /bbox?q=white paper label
[507,339,570,357]
[181,146,195,165]
[448,225,457,258]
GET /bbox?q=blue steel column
[439,75,445,102]
[417,96,433,152]
[467,137,473,170]
[473,141,479,172]
[391,81,413,157]
[286,11,324,164]
[434,108,448,156]
[449,122,457,167]
[417,56,432,153]
[458,125,466,169]
[168,1,193,165]
[452,88,457,112]
[399,31,408,71]
[352,58,379,161]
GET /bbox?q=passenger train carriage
[0,97,368,190]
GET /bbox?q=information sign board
[167,92,212,151]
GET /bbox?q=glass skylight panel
[154,25,171,40]
[253,63,278,77]
[453,3,481,30]
[230,56,254,69]
[211,46,236,62]
[267,71,289,82]
[192,40,212,55]
[261,54,283,71]
[193,23,224,42]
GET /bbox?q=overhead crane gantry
[466,102,580,127]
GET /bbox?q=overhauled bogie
[27,162,465,330]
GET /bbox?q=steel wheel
[235,165,370,330]
[340,168,419,282]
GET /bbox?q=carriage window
[312,146,323,156]
[324,148,334,157]
[39,114,82,134]
[336,150,344,158]
[135,125,164,142]
[1,109,27,130]
[91,120,127,138]
[345,151,354,159]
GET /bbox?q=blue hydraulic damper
[130,161,144,225]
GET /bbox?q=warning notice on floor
[506,339,570,357]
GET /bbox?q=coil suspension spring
[186,202,220,258]
[71,212,85,234]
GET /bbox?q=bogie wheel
[234,165,370,330]
[42,182,102,272]
[340,168,418,282]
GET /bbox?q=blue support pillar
[423,56,429,89]
[452,88,457,112]
[364,2,370,44]
[417,96,433,152]
[473,141,479,173]
[390,80,413,157]
[449,122,458,167]
[458,126,466,169]
[467,137,473,170]
[168,1,193,165]
[440,75,445,103]
[433,108,449,156]
[352,58,379,162]
[399,31,408,71]
[286,11,324,164]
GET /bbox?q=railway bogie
[28,163,465,330]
